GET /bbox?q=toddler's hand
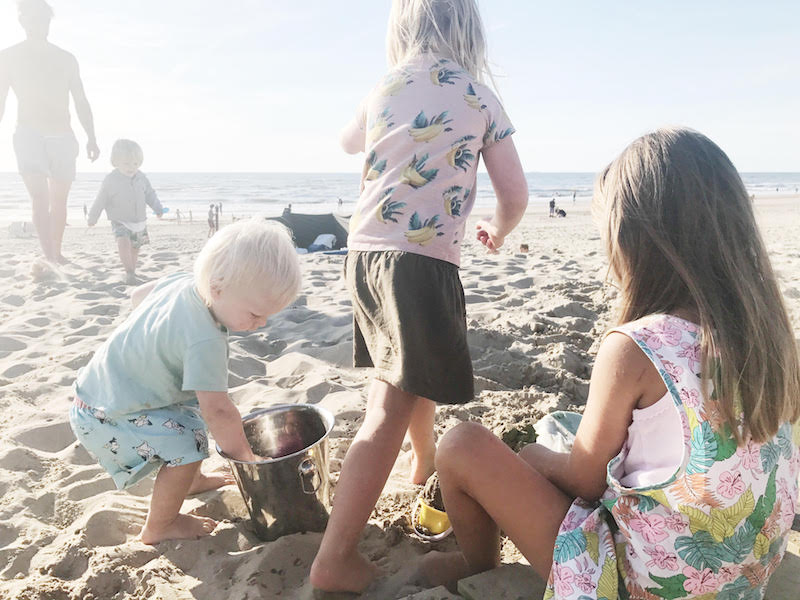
[476,219,503,253]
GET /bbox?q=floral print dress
[545,314,800,600]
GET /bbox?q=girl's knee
[436,421,492,472]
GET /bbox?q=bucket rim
[216,403,335,465]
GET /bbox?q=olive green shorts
[345,250,474,405]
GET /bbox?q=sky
[0,0,798,173]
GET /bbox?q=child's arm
[340,117,366,155]
[522,333,665,501]
[477,137,528,251]
[196,391,256,462]
[131,280,158,309]
[142,175,165,218]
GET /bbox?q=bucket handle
[298,458,321,494]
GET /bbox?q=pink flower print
[778,478,798,528]
[664,513,687,533]
[662,360,684,382]
[644,545,679,571]
[682,566,719,595]
[679,388,700,408]
[640,322,682,350]
[551,564,576,597]
[574,570,596,594]
[559,508,582,532]
[628,514,669,544]
[677,342,701,372]
[716,565,740,584]
[717,470,746,499]
[736,440,762,473]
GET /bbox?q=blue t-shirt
[75,273,229,416]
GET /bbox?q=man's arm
[68,57,99,161]
[0,53,10,126]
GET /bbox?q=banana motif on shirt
[464,83,487,110]
[367,109,395,146]
[365,150,387,181]
[443,185,471,217]
[447,135,476,172]
[404,211,444,246]
[380,71,414,96]
[408,111,453,143]
[430,60,460,86]
[376,187,406,224]
[401,153,438,188]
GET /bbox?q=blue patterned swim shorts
[69,399,209,489]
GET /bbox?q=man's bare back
[0,40,78,135]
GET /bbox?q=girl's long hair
[596,127,800,443]
[386,0,494,86]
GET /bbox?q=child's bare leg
[420,421,572,588]
[116,237,135,274]
[407,397,436,484]
[310,379,418,593]
[130,245,140,274]
[140,460,218,545]
[188,465,236,495]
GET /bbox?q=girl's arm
[477,137,528,251]
[523,332,665,501]
[196,391,256,462]
[340,117,365,155]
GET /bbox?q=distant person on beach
[207,203,217,238]
[572,190,576,204]
[549,197,556,216]
[87,140,164,285]
[0,0,99,265]
[421,128,800,598]
[309,0,528,593]
[69,219,302,545]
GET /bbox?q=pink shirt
[346,54,514,267]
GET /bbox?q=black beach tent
[267,212,350,250]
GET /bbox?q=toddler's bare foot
[416,551,472,591]
[310,550,381,594]
[410,446,436,485]
[188,469,236,495]
[140,513,217,545]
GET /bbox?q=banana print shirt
[347,54,514,267]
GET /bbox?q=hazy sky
[0,1,797,173]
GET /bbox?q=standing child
[422,128,800,599]
[309,0,528,592]
[69,219,302,544]
[87,139,163,284]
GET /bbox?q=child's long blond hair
[596,127,800,443]
[386,0,493,85]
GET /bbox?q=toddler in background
[69,219,302,544]
[88,139,163,284]
[424,128,800,599]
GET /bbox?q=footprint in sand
[63,352,94,370]
[2,363,34,378]
[26,317,49,327]
[84,304,120,317]
[2,294,24,306]
[13,421,75,453]
[0,523,18,549]
[0,336,27,352]
[83,510,137,547]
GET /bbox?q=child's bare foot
[410,445,436,485]
[140,513,217,545]
[310,550,381,594]
[188,469,236,495]
[416,551,472,591]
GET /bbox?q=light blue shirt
[75,273,229,416]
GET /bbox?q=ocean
[0,171,798,225]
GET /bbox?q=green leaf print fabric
[545,314,800,599]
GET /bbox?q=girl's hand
[476,219,503,253]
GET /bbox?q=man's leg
[21,173,54,260]
[48,178,73,263]
[310,379,418,593]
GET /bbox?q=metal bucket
[217,404,334,541]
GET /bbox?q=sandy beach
[0,196,798,599]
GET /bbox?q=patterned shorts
[69,399,209,489]
[111,221,150,249]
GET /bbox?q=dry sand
[0,196,798,599]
